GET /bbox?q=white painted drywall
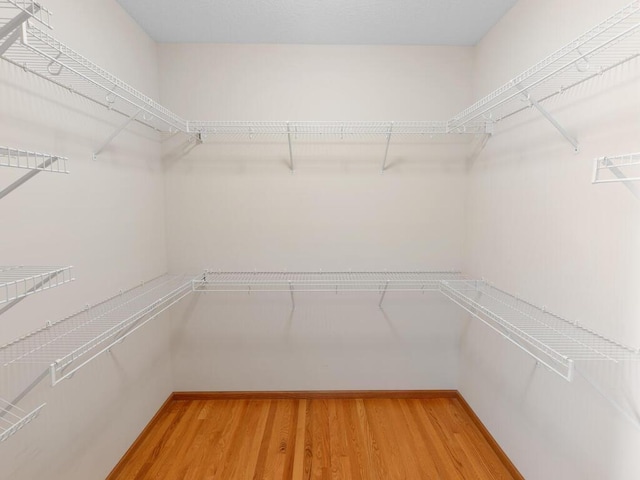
[0,1,171,479]
[160,44,473,391]
[462,0,640,479]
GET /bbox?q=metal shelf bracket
[380,122,394,173]
[93,108,142,160]
[518,86,579,152]
[286,122,294,172]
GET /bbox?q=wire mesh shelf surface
[450,1,640,127]
[1,23,188,133]
[0,274,193,385]
[0,397,45,442]
[1,0,52,30]
[592,152,640,183]
[441,280,640,381]
[196,271,466,292]
[0,146,68,173]
[188,121,490,137]
[0,266,73,305]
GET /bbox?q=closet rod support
[286,122,294,172]
[0,26,21,56]
[518,87,578,152]
[381,122,394,173]
[379,281,389,308]
[289,282,295,310]
[93,108,143,160]
[0,156,57,200]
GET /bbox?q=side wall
[463,1,640,479]
[160,44,473,392]
[0,1,170,479]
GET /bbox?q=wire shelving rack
[188,121,489,137]
[0,274,194,385]
[440,280,640,381]
[196,270,466,292]
[0,146,68,173]
[0,266,73,305]
[0,397,45,442]
[449,1,640,128]
[592,152,640,183]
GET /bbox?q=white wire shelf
[188,121,490,137]
[0,146,68,173]
[0,266,73,305]
[195,271,466,292]
[592,152,640,183]
[1,0,52,30]
[0,23,188,133]
[0,274,193,385]
[440,280,640,381]
[0,397,45,442]
[449,1,640,128]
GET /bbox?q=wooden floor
[108,396,520,480]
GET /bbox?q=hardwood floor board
[107,394,522,480]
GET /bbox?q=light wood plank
[108,395,522,480]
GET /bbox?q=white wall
[462,0,640,479]
[160,44,473,391]
[0,1,171,479]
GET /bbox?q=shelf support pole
[517,86,578,152]
[93,108,143,160]
[0,27,21,56]
[289,282,295,310]
[0,156,57,200]
[379,281,389,309]
[287,122,294,172]
[381,122,394,173]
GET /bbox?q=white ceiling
[116,0,518,46]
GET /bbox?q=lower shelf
[440,280,639,380]
[0,397,45,442]
[0,274,193,385]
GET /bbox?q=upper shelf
[0,146,68,173]
[196,270,466,292]
[1,1,52,30]
[1,22,189,133]
[189,121,490,137]
[1,2,638,148]
[440,280,640,381]
[0,274,193,385]
[450,1,640,128]
[0,266,73,306]
[592,152,640,183]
